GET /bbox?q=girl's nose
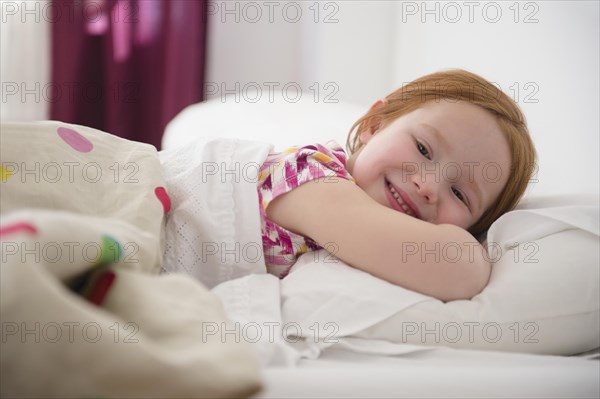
[412,175,438,203]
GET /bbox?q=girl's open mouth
[385,178,420,218]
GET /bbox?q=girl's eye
[452,187,467,205]
[416,141,431,160]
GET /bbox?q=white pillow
[162,91,367,151]
[281,194,599,356]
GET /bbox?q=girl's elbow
[469,259,492,297]
[435,260,492,303]
[449,260,492,302]
[438,225,492,302]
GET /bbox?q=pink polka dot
[57,127,93,152]
[0,222,38,237]
[154,187,171,215]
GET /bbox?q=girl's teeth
[387,182,414,216]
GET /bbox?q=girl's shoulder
[258,140,354,198]
[263,140,349,169]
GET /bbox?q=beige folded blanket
[1,121,262,398]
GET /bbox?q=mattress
[255,346,600,398]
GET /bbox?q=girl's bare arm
[266,177,491,302]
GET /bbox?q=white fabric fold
[212,274,304,367]
[212,274,319,367]
[211,272,434,367]
[330,337,436,356]
[280,250,432,338]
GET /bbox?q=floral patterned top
[257,140,356,278]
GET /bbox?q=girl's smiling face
[346,100,512,230]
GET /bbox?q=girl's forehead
[411,100,491,122]
[407,101,503,142]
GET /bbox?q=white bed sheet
[254,346,600,399]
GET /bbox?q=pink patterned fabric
[257,140,356,278]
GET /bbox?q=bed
[0,94,598,398]
[163,93,600,399]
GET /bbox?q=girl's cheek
[438,206,468,228]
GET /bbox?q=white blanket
[159,137,273,287]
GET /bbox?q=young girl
[0,69,536,305]
[257,69,536,302]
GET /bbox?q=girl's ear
[359,99,388,144]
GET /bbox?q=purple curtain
[50,0,207,150]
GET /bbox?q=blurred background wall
[1,0,598,196]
